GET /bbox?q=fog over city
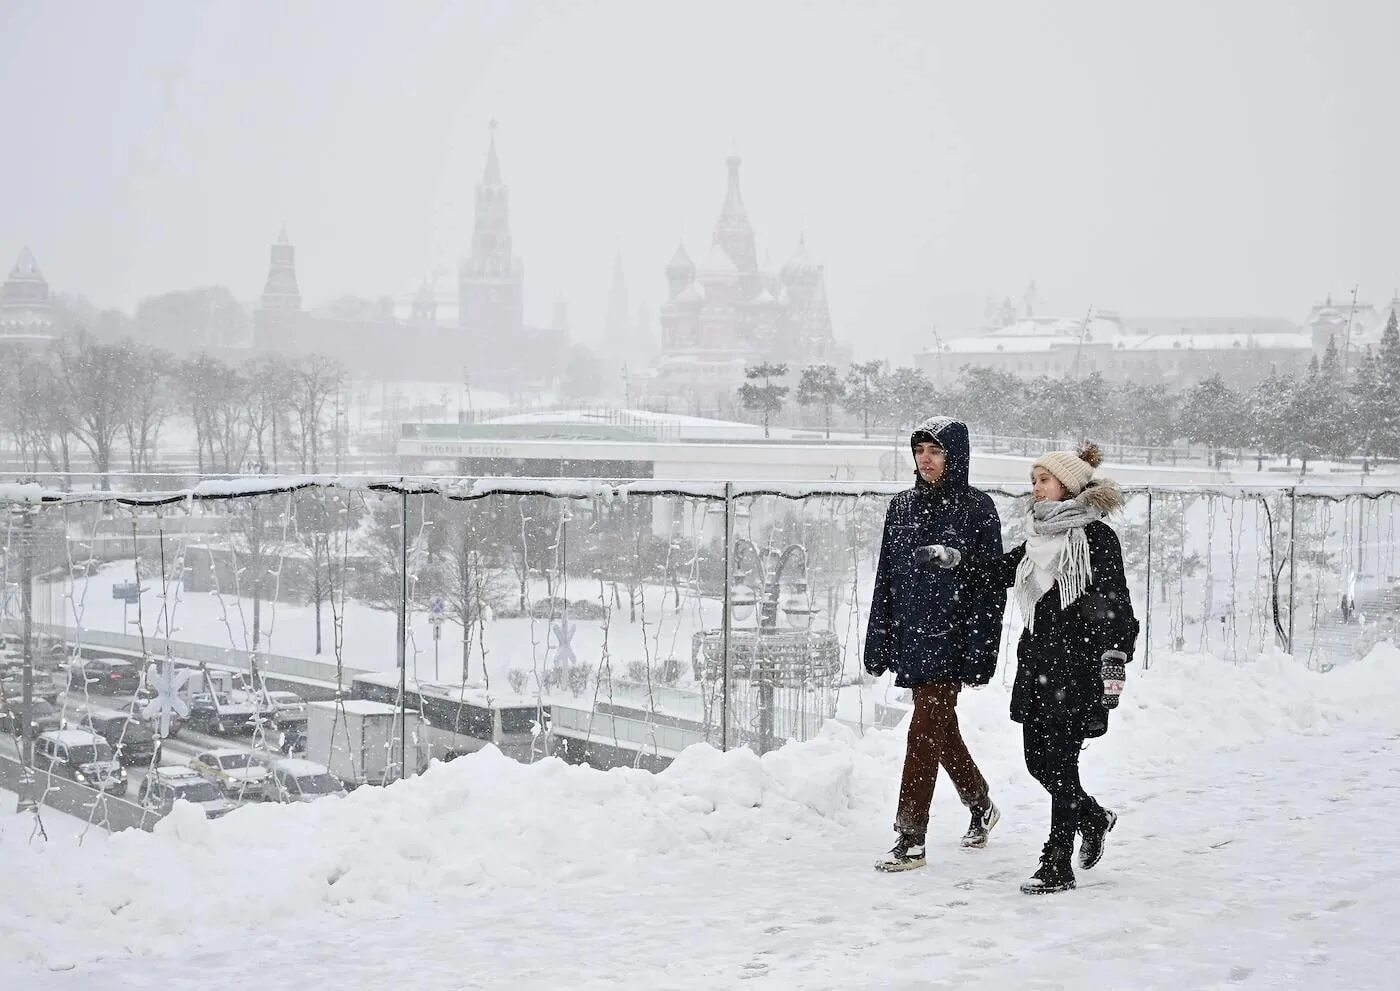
[4,0,1399,362]
[5,6,1400,990]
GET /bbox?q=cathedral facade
[652,156,846,407]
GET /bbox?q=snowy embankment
[3,645,1399,989]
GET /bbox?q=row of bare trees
[0,335,345,487]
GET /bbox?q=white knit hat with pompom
[1032,442,1102,497]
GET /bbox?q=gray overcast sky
[3,0,1398,361]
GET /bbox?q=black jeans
[1023,719,1106,853]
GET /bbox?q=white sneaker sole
[960,803,1001,849]
[874,853,927,873]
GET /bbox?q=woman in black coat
[986,443,1138,895]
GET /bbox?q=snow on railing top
[0,475,1397,506]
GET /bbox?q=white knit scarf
[1012,498,1103,631]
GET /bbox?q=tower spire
[483,119,502,185]
[712,154,757,274]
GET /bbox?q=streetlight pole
[15,508,36,813]
[729,539,813,754]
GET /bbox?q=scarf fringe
[1013,518,1094,631]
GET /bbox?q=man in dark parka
[866,416,1008,872]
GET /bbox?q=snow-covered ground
[0,788,105,848]
[2,643,1398,989]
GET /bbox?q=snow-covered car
[189,748,273,799]
[78,709,161,766]
[268,759,346,803]
[68,657,141,695]
[34,729,128,795]
[0,695,64,736]
[186,692,265,735]
[138,767,236,819]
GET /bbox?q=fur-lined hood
[1021,477,1123,515]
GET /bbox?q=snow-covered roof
[6,247,43,283]
[986,315,1127,341]
[935,334,1077,354]
[308,699,401,717]
[1120,333,1312,353]
[41,729,106,747]
[273,758,332,776]
[925,328,1313,357]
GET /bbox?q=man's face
[914,441,946,485]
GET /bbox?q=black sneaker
[874,832,927,872]
[1020,845,1076,895]
[1078,809,1117,870]
[960,800,1001,849]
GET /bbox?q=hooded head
[909,416,970,489]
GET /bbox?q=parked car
[78,709,161,766]
[186,692,267,735]
[0,696,64,737]
[268,759,346,803]
[138,767,235,819]
[33,729,128,795]
[68,657,141,695]
[189,748,273,799]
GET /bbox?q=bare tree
[289,355,343,472]
[227,496,291,651]
[55,333,137,489]
[120,345,173,473]
[292,490,363,655]
[243,353,297,472]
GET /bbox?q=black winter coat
[990,520,1138,737]
[864,418,1007,688]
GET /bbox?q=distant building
[252,123,566,386]
[1303,293,1400,360]
[652,156,848,408]
[0,248,58,346]
[916,310,1313,388]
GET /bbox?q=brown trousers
[894,681,989,835]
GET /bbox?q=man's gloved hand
[913,544,961,568]
[864,656,890,678]
[1100,650,1127,709]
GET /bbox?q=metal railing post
[721,483,733,752]
[1287,487,1298,654]
[1144,489,1153,671]
[397,488,409,779]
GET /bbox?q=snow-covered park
[2,641,1397,989]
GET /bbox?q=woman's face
[1031,467,1068,503]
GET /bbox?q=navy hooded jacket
[863,417,1007,688]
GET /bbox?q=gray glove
[913,544,961,568]
[1101,650,1127,709]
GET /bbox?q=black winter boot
[1020,844,1076,894]
[1077,808,1117,870]
[874,831,927,873]
[960,800,1001,849]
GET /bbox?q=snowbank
[2,642,1397,973]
